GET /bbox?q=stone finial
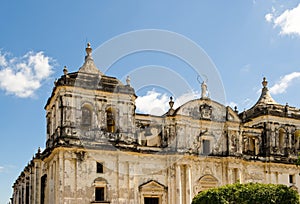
[35,147,41,158]
[79,42,102,74]
[126,76,131,86]
[169,96,174,109]
[262,77,268,88]
[85,42,92,57]
[63,66,68,75]
[285,103,289,113]
[234,106,238,113]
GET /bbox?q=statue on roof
[201,81,208,99]
[198,75,209,99]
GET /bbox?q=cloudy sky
[1,1,300,202]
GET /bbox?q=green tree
[192,183,299,204]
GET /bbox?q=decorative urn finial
[169,96,174,109]
[262,77,268,88]
[63,66,68,75]
[85,42,92,57]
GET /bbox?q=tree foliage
[192,182,299,204]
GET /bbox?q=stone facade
[11,44,300,204]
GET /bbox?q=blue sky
[1,1,300,203]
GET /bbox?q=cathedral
[11,44,300,204]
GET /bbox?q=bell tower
[44,43,137,150]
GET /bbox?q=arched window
[249,137,256,154]
[106,107,115,133]
[93,177,108,202]
[81,106,92,127]
[279,128,285,147]
[295,130,300,150]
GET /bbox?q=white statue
[201,81,208,98]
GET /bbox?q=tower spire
[78,42,102,74]
[254,77,277,106]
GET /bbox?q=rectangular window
[203,140,210,155]
[289,174,295,184]
[95,187,105,201]
[97,162,104,173]
[233,168,239,183]
[144,197,159,204]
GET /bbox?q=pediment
[194,174,219,194]
[139,180,167,191]
[199,175,218,184]
[226,106,241,122]
[174,99,226,122]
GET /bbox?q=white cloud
[0,54,7,67]
[270,72,300,95]
[0,166,4,173]
[135,90,200,116]
[0,51,53,98]
[265,13,273,22]
[135,90,169,115]
[266,4,300,36]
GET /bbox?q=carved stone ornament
[199,104,212,120]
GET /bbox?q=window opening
[81,106,92,127]
[289,174,295,184]
[203,139,210,155]
[144,197,159,204]
[106,108,115,133]
[95,187,105,201]
[97,162,103,173]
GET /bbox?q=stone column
[57,152,64,204]
[186,165,192,204]
[35,161,41,204]
[168,164,176,204]
[176,165,182,204]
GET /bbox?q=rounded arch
[81,103,93,127]
[194,174,219,194]
[93,177,109,202]
[93,177,108,184]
